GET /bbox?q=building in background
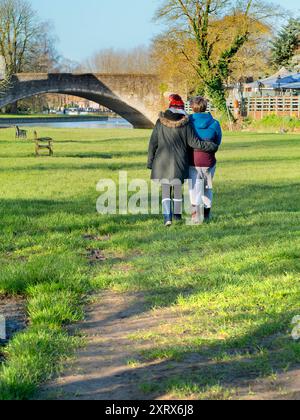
[17,93,113,115]
[44,94,101,112]
[185,68,300,120]
[242,69,300,119]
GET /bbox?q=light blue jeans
[189,165,217,209]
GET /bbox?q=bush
[249,115,300,132]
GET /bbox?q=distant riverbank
[0,112,111,118]
[0,115,109,126]
[0,116,132,129]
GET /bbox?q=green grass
[247,114,300,132]
[0,127,299,400]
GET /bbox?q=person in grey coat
[147,102,219,226]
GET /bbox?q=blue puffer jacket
[189,113,222,146]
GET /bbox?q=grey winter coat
[147,111,219,183]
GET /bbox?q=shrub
[249,114,300,132]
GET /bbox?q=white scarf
[168,107,188,116]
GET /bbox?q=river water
[14,117,133,129]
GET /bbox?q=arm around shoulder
[187,125,219,153]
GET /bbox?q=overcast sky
[30,0,299,63]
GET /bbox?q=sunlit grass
[0,126,299,399]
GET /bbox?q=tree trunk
[6,101,18,114]
[204,75,234,121]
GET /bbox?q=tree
[155,0,276,118]
[152,33,201,96]
[271,18,300,69]
[58,58,81,73]
[0,0,57,76]
[82,47,155,74]
[152,13,272,97]
[28,22,59,73]
[0,0,59,112]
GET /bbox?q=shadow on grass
[221,157,300,165]
[56,151,147,160]
[1,131,299,400]
[0,179,299,237]
[1,186,299,399]
[0,161,148,172]
[41,304,300,400]
[223,138,300,151]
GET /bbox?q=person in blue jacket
[188,96,223,223]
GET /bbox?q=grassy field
[0,126,299,400]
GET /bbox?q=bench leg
[48,144,53,156]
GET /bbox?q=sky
[30,0,299,63]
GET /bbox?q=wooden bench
[15,126,27,140]
[34,131,54,157]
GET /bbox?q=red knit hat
[169,94,185,110]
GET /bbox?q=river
[1,117,133,129]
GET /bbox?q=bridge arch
[0,73,162,128]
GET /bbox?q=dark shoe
[173,214,182,222]
[204,208,211,222]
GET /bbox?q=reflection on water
[20,117,133,129]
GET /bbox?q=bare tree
[82,46,154,74]
[0,0,60,112]
[57,57,81,73]
[0,0,57,76]
[28,21,59,73]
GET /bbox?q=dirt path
[0,296,27,345]
[39,291,300,401]
[40,291,177,400]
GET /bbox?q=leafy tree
[151,33,201,96]
[271,18,300,69]
[152,13,272,97]
[155,0,277,119]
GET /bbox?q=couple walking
[147,94,222,226]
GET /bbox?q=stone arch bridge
[0,73,164,128]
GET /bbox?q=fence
[246,96,300,119]
[185,95,300,119]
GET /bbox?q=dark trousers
[162,183,183,216]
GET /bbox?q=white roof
[246,68,300,89]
